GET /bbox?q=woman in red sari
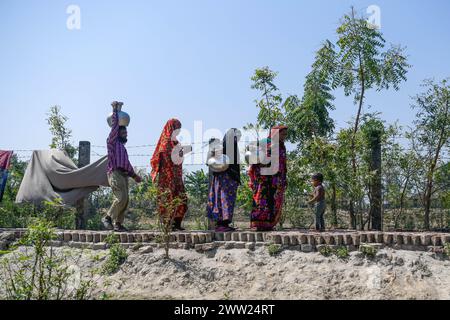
[151,119,188,230]
[249,126,288,231]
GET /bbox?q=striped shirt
[107,111,136,177]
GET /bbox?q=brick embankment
[0,228,449,253]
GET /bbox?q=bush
[360,244,377,258]
[335,246,349,259]
[0,199,75,229]
[318,245,349,259]
[318,245,334,257]
[101,234,128,275]
[267,244,282,256]
[0,219,95,300]
[0,201,35,228]
[150,186,185,259]
[86,212,104,230]
[444,243,450,258]
[192,216,209,231]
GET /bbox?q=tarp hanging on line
[16,150,109,206]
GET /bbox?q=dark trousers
[315,200,326,231]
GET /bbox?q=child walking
[308,173,326,232]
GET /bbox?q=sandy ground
[2,246,450,300]
[78,246,450,300]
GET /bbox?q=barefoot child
[308,173,326,232]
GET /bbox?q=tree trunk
[369,136,382,230]
[349,66,365,230]
[331,183,338,227]
[349,201,356,229]
[424,181,432,230]
[424,133,445,230]
[424,97,448,229]
[395,176,410,229]
[359,198,365,230]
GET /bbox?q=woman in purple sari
[207,129,241,232]
[249,126,288,231]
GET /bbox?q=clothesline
[8,148,449,157]
[91,141,211,149]
[3,132,427,153]
[5,136,449,162]
[2,141,212,152]
[132,163,205,168]
[8,148,450,158]
[91,151,207,157]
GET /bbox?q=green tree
[129,172,155,217]
[243,122,263,142]
[289,137,340,227]
[381,124,420,229]
[184,170,209,229]
[287,69,335,144]
[411,78,450,230]
[46,105,77,161]
[283,67,337,228]
[334,124,370,229]
[184,170,209,205]
[149,185,184,259]
[3,154,27,202]
[361,116,385,230]
[434,161,450,229]
[251,67,286,129]
[312,8,410,228]
[236,171,253,214]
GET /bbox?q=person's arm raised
[107,101,119,145]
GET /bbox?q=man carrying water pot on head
[102,101,142,232]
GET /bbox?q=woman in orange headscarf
[151,119,188,230]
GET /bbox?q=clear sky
[1,0,450,171]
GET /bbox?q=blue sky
[1,0,450,171]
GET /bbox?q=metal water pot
[207,154,230,173]
[245,142,262,165]
[107,103,130,127]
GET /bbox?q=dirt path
[89,247,450,300]
[2,245,449,300]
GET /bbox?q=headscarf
[222,128,241,184]
[262,125,288,159]
[269,125,288,184]
[151,119,182,182]
[269,125,288,140]
[249,125,288,187]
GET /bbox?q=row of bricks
[57,232,214,244]
[4,230,450,247]
[4,230,214,244]
[263,232,450,247]
[50,241,264,251]
[45,240,447,255]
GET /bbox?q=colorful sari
[206,129,241,226]
[151,119,187,221]
[0,150,13,202]
[249,126,288,231]
[207,173,239,223]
